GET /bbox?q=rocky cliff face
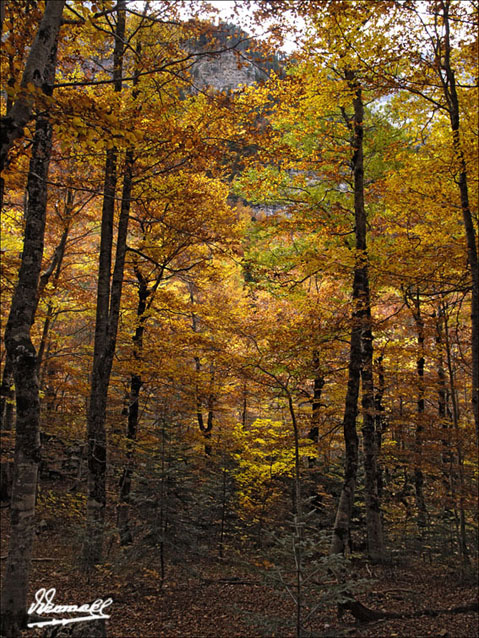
[189,25,284,218]
[191,49,267,92]
[188,22,281,93]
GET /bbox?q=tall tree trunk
[440,0,479,442]
[362,319,384,561]
[0,35,58,638]
[351,73,384,562]
[0,0,66,433]
[0,0,65,171]
[83,0,127,566]
[83,149,117,565]
[331,83,362,556]
[331,71,384,559]
[117,262,147,545]
[287,394,303,638]
[374,355,386,499]
[406,289,428,531]
[442,301,470,566]
[435,308,453,506]
[84,149,131,562]
[435,305,456,553]
[308,350,324,468]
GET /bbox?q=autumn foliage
[0,1,477,637]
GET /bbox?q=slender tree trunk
[159,417,167,583]
[116,54,143,545]
[331,95,362,556]
[117,377,141,545]
[352,86,383,560]
[308,351,324,468]
[442,301,470,566]
[118,262,147,545]
[84,149,131,561]
[83,148,117,565]
[362,320,384,561]
[219,464,227,559]
[0,36,58,638]
[440,0,479,442]
[374,356,386,499]
[205,366,215,456]
[287,394,303,638]
[190,284,214,455]
[331,71,384,559]
[83,0,127,565]
[406,289,428,531]
[311,350,324,433]
[435,307,453,515]
[288,395,302,522]
[330,283,362,556]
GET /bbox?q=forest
[0,1,478,637]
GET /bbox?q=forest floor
[1,504,478,638]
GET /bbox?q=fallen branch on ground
[0,556,57,561]
[339,597,478,623]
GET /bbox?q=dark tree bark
[83,0,127,566]
[435,306,454,520]
[195,362,215,456]
[0,33,58,638]
[84,147,131,561]
[0,0,5,38]
[0,0,65,171]
[331,71,384,560]
[311,349,324,432]
[204,366,215,456]
[286,394,303,638]
[361,317,384,561]
[405,288,428,531]
[0,0,66,434]
[117,261,147,545]
[330,112,362,555]
[442,300,470,566]
[308,350,324,468]
[82,149,117,564]
[439,0,479,442]
[349,71,384,562]
[190,284,214,456]
[0,356,14,431]
[374,355,386,499]
[330,258,360,544]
